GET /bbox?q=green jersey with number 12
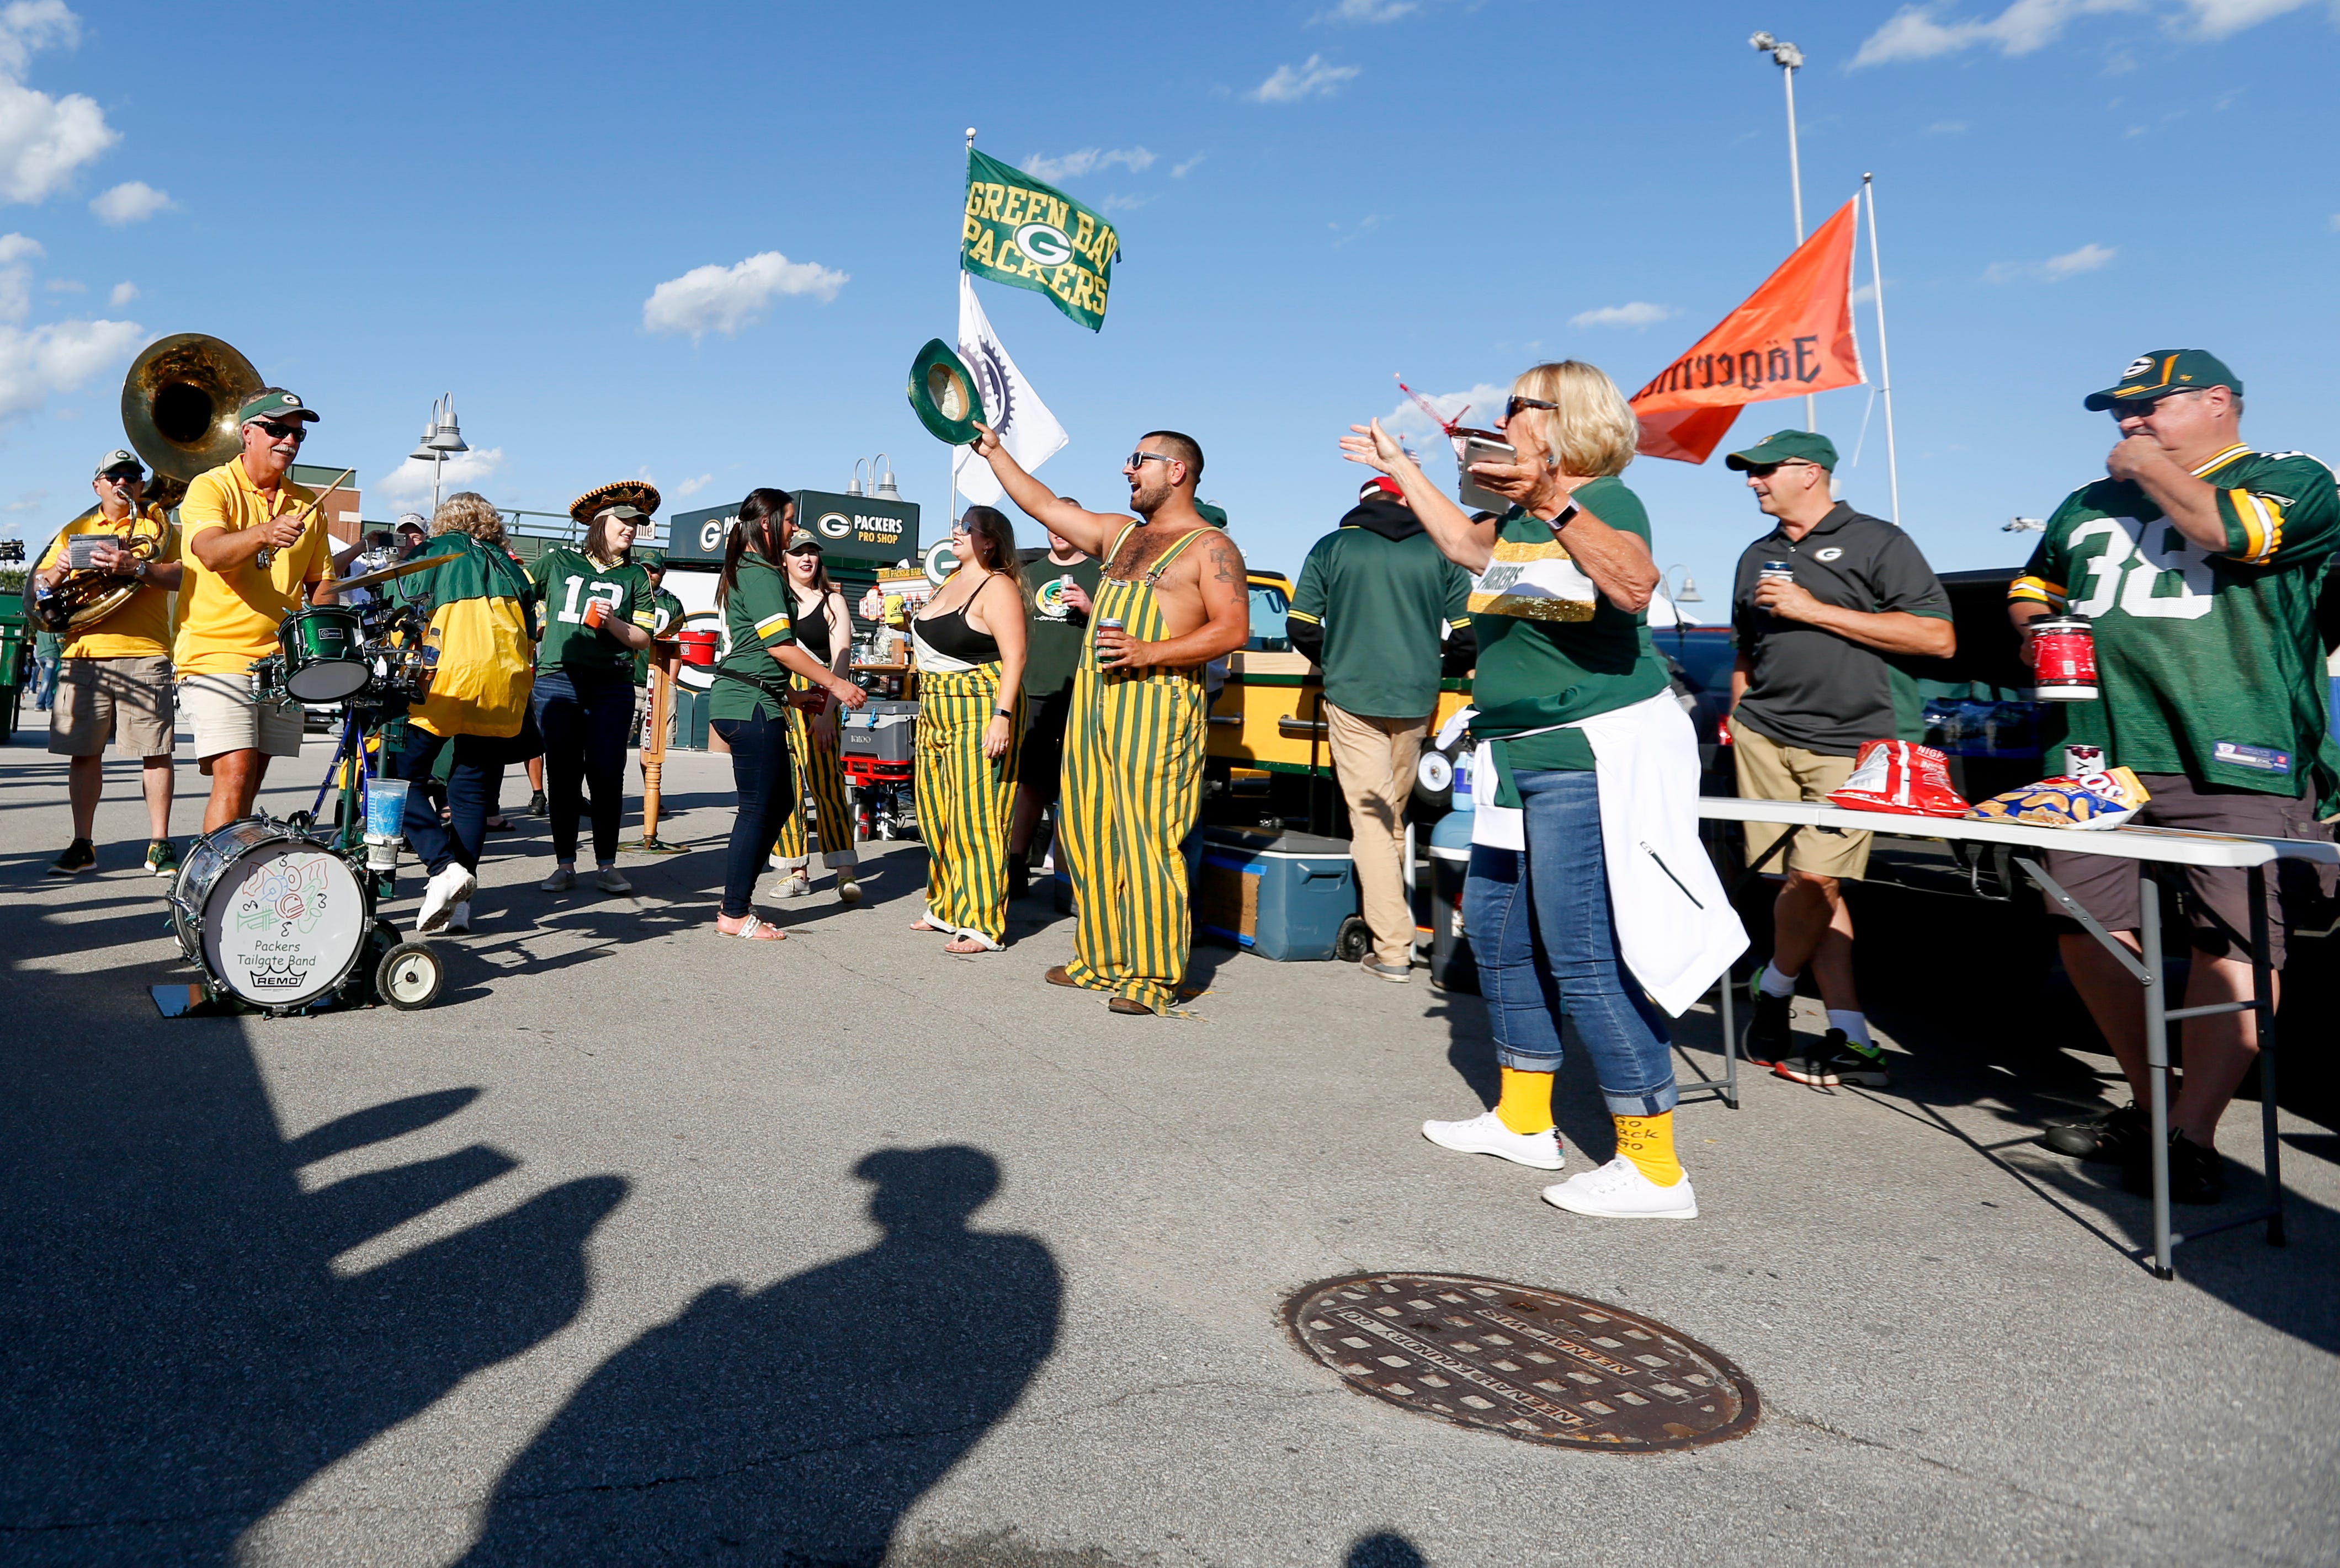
[531,546,653,680]
[2011,443,2340,810]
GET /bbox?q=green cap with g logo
[2083,349,2241,411]
[1723,429,1839,472]
[237,388,320,424]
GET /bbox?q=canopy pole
[1862,173,1901,525]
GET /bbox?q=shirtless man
[973,424,1249,1015]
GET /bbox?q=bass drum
[171,818,369,1009]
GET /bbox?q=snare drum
[279,605,369,702]
[170,818,369,1009]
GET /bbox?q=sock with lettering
[1827,1009,1877,1054]
[1495,1067,1556,1135]
[1758,962,1797,998]
[1612,1111,1684,1187]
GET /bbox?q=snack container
[2031,616,2098,701]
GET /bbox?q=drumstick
[257,467,355,574]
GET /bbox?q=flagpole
[948,127,975,538]
[1862,172,1901,526]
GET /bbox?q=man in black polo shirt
[1726,430,1954,1088]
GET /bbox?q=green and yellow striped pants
[773,672,858,870]
[1059,659,1206,1012]
[916,663,1022,947]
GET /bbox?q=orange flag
[1631,199,1864,464]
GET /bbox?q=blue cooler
[1194,827,1358,961]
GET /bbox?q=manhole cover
[1285,1272,1759,1450]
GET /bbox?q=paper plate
[907,338,986,445]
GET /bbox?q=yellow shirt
[173,459,332,675]
[33,503,179,659]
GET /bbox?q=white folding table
[1695,796,2338,1279]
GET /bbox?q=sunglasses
[2110,388,2205,419]
[1504,395,1559,420]
[255,419,308,442]
[1123,451,1179,472]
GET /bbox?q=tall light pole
[1750,31,1814,433]
[406,393,469,514]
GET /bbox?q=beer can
[2031,616,2098,701]
[1095,615,1125,666]
[1758,559,1795,585]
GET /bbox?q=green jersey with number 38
[530,546,654,681]
[2011,443,2340,810]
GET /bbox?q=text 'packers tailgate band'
[1057,522,1215,1012]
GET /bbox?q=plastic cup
[365,777,411,840]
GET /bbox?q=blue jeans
[1464,766,1678,1116]
[389,726,502,878]
[711,709,795,920]
[534,669,631,866]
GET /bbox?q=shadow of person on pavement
[1346,1532,1429,1568]
[459,1144,1061,1567]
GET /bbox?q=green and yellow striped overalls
[1059,523,1212,1012]
[771,667,859,872]
[917,660,1024,948]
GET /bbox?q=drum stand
[623,659,687,855]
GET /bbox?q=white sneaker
[1541,1156,1698,1219]
[416,862,477,934]
[1421,1109,1566,1171]
[835,870,863,905]
[539,866,575,892]
[774,872,812,899]
[595,866,633,894]
[447,900,472,934]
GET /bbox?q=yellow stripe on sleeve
[754,610,793,637]
[2228,489,2282,565]
[1284,609,1322,625]
[2007,574,2067,607]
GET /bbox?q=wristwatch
[994,706,1015,718]
[130,559,148,580]
[1543,499,1581,534]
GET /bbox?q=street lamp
[406,393,468,514]
[1665,564,1705,604]
[1750,30,1814,433]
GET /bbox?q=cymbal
[334,551,460,593]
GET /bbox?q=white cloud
[641,251,847,340]
[0,230,38,262]
[6,486,46,511]
[1247,55,1362,103]
[1020,146,1156,183]
[1986,241,2116,282]
[2177,0,2316,36]
[2328,214,2340,232]
[376,445,505,504]
[1853,0,2140,65]
[1171,153,1206,178]
[1312,0,1417,20]
[0,3,115,204]
[1568,301,1676,329]
[672,472,713,499]
[1381,382,1512,449]
[89,180,173,225]
[2043,241,2116,277]
[0,230,39,320]
[1924,119,1970,134]
[41,274,72,290]
[107,279,131,306]
[1098,194,1148,214]
[0,314,142,421]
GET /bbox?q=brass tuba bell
[121,332,265,509]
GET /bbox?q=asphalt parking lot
[4,736,2336,1567]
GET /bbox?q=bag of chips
[1826,739,1971,818]
[1965,767,2150,830]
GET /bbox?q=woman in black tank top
[774,535,861,901]
[859,506,1028,953]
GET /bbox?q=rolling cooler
[1193,826,1360,961]
[841,699,918,840]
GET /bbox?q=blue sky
[3,0,2337,607]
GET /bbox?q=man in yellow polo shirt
[176,388,337,832]
[31,449,185,877]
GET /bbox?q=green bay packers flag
[962,148,1119,332]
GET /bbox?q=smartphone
[1456,435,1518,514]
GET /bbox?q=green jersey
[1468,476,1669,771]
[1289,508,1472,720]
[2012,443,2340,809]
[531,547,653,681]
[1021,551,1105,697]
[708,555,797,723]
[632,587,685,686]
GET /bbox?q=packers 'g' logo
[699,516,731,552]
[2121,355,2155,379]
[817,511,852,539]
[1015,222,1073,268]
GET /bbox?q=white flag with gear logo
[951,272,1067,508]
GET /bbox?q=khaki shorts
[1733,723,1871,879]
[50,655,176,758]
[178,671,304,762]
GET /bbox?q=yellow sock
[1613,1112,1684,1186]
[1495,1068,1556,1135]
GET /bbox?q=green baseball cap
[2083,349,2241,412]
[236,387,320,425]
[635,547,667,572]
[1195,501,1229,529]
[1724,429,1838,472]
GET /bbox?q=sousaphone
[28,333,264,632]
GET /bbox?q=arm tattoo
[1206,537,1242,586]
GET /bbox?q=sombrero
[907,338,986,445]
[570,479,662,527]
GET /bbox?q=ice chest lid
[1203,826,1354,860]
